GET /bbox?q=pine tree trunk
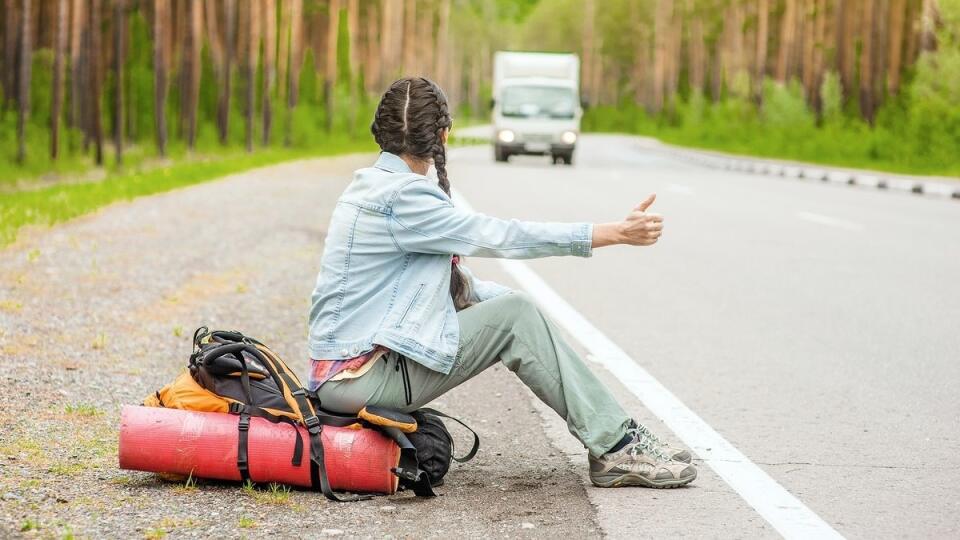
[3,0,20,108]
[262,0,275,145]
[652,0,670,111]
[183,0,201,149]
[362,1,380,94]
[435,0,450,91]
[838,0,858,101]
[755,0,769,100]
[776,0,797,82]
[347,0,359,134]
[379,0,397,88]
[285,0,302,146]
[887,0,906,94]
[277,0,291,104]
[89,0,102,164]
[216,0,234,145]
[325,0,340,133]
[919,0,936,52]
[113,0,125,164]
[16,0,31,164]
[244,2,258,152]
[51,0,67,159]
[153,0,168,155]
[402,0,416,75]
[582,0,596,104]
[859,0,876,123]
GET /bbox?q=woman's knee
[496,290,540,317]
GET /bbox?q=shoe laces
[625,425,671,462]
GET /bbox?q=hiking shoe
[589,429,697,489]
[629,422,692,464]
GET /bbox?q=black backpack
[405,409,480,487]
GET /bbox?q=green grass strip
[0,141,376,248]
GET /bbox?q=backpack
[407,409,480,487]
[145,327,366,501]
[144,327,479,500]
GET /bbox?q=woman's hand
[592,193,663,248]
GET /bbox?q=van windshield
[501,86,576,119]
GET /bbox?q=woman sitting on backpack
[308,77,696,489]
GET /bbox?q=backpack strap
[380,426,435,497]
[417,408,480,463]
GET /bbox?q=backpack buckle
[304,415,321,433]
[238,415,250,432]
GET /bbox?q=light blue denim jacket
[308,152,594,374]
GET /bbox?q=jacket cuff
[571,223,594,257]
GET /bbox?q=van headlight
[497,130,516,143]
[561,131,577,144]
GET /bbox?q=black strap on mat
[237,412,251,484]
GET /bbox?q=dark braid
[371,77,473,311]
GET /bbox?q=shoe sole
[590,469,697,489]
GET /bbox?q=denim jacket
[308,152,594,374]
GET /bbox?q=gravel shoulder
[0,154,600,539]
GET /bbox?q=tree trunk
[285,0,302,145]
[401,0,416,75]
[886,0,905,94]
[919,0,936,52]
[652,0,671,111]
[245,1,259,152]
[379,0,397,87]
[217,0,234,145]
[347,0,359,134]
[181,0,201,149]
[802,0,816,101]
[435,0,450,91]
[3,0,19,108]
[262,0,275,145]
[755,0,768,100]
[838,0,858,101]
[776,0,798,82]
[89,0,102,164]
[582,0,596,104]
[153,0,168,155]
[16,0,31,164]
[362,1,380,94]
[113,0,124,164]
[859,0,876,123]
[51,0,67,159]
[325,0,340,132]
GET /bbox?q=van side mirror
[489,98,496,110]
[580,99,590,111]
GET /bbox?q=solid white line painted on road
[796,211,864,231]
[454,190,845,540]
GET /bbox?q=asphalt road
[447,133,960,538]
[1,134,957,538]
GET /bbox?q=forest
[0,1,957,187]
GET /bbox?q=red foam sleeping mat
[119,405,400,494]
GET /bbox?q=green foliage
[585,70,960,177]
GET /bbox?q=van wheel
[495,146,509,162]
[561,153,573,165]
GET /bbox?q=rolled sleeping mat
[119,405,400,494]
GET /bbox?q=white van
[492,52,582,165]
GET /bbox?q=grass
[245,482,292,505]
[0,139,376,248]
[64,404,104,417]
[238,516,257,529]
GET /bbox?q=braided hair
[371,77,472,311]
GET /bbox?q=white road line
[796,211,864,231]
[455,191,844,540]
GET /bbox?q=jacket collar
[373,151,412,173]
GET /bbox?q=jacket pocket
[396,284,425,328]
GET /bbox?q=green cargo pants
[314,291,632,457]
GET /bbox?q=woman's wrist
[591,222,625,248]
